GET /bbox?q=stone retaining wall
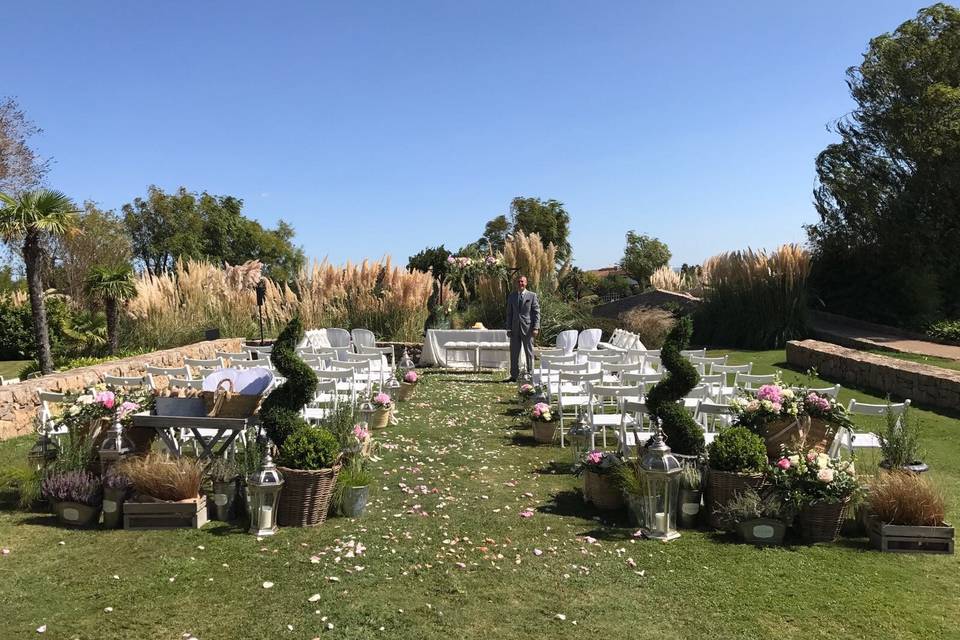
[0,338,243,441]
[786,339,960,412]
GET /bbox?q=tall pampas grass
[695,244,811,349]
[123,257,433,350]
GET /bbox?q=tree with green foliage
[0,189,80,374]
[479,215,510,253]
[259,317,318,447]
[595,273,633,299]
[84,265,136,355]
[644,316,704,456]
[509,197,572,263]
[122,186,305,281]
[808,4,960,327]
[51,202,132,306]
[620,231,671,288]
[407,244,452,280]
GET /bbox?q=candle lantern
[517,369,533,394]
[358,399,375,429]
[384,375,402,401]
[28,431,59,472]
[567,406,592,463]
[398,349,415,375]
[247,450,284,536]
[639,424,682,541]
[98,420,134,475]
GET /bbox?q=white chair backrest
[847,399,911,417]
[621,371,663,392]
[713,362,753,385]
[104,374,154,389]
[805,384,841,399]
[551,361,591,375]
[685,384,710,400]
[735,373,777,390]
[555,330,579,355]
[536,347,565,359]
[168,377,203,390]
[689,355,728,374]
[699,373,723,389]
[600,361,643,377]
[587,383,638,403]
[300,353,325,369]
[243,344,273,355]
[0,376,20,386]
[577,328,602,351]
[622,399,650,416]
[184,357,223,369]
[697,399,732,415]
[351,328,377,349]
[216,351,253,363]
[146,365,192,380]
[326,328,352,348]
[680,348,707,359]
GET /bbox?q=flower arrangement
[59,385,151,434]
[403,370,419,384]
[530,402,554,422]
[518,383,542,399]
[574,450,623,476]
[372,392,392,410]
[769,448,859,509]
[41,470,103,507]
[729,381,801,433]
[801,391,853,429]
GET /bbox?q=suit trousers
[509,331,534,380]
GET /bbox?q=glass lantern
[398,349,415,375]
[639,425,682,541]
[248,451,284,536]
[567,406,592,463]
[28,432,59,472]
[384,375,402,402]
[99,420,134,474]
[358,398,375,429]
[517,369,533,393]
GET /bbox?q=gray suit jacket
[506,289,540,337]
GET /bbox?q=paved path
[810,315,960,361]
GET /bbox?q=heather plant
[41,471,103,507]
[645,316,705,455]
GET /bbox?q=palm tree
[84,265,136,355]
[0,190,80,374]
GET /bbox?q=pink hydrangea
[756,385,784,405]
[95,390,116,410]
[805,392,831,413]
[403,370,418,384]
[776,457,791,470]
[532,402,549,418]
[118,401,139,418]
[586,450,604,465]
[374,392,391,406]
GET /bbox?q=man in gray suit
[505,274,540,382]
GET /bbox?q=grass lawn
[863,349,960,373]
[0,360,30,380]
[1,350,958,639]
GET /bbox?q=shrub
[695,245,810,349]
[260,317,318,447]
[707,427,767,473]
[116,454,204,501]
[645,317,705,456]
[40,471,103,507]
[207,457,240,483]
[927,319,960,344]
[617,306,677,349]
[867,472,946,527]
[277,426,340,470]
[878,406,923,467]
[715,487,787,532]
[679,465,702,490]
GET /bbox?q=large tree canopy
[808,4,960,327]
[122,186,305,281]
[0,97,50,195]
[620,231,671,287]
[509,197,571,263]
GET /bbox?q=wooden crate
[123,496,208,530]
[866,517,954,554]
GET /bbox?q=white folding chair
[146,365,192,381]
[346,352,386,391]
[683,384,711,411]
[351,328,377,350]
[546,361,590,404]
[304,379,340,423]
[586,383,638,449]
[0,376,21,386]
[358,344,395,372]
[698,373,725,400]
[316,368,358,407]
[599,361,643,385]
[688,354,728,375]
[168,377,203,390]
[184,357,224,371]
[597,329,622,351]
[37,390,68,438]
[577,328,602,351]
[620,400,654,456]
[680,348,707,359]
[695,400,733,432]
[735,373,777,391]
[807,384,841,399]
[584,352,622,373]
[557,371,602,446]
[330,360,374,399]
[621,371,664,399]
[215,351,254,366]
[831,399,912,456]
[555,329,579,355]
[243,343,273,356]
[537,353,579,393]
[326,328,353,349]
[103,374,155,390]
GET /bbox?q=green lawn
[0,360,30,381]
[0,350,958,639]
[864,349,960,373]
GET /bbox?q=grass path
[0,353,958,639]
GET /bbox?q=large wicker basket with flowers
[578,451,624,510]
[397,370,419,401]
[276,426,342,527]
[530,402,557,443]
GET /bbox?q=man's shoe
[505,378,517,383]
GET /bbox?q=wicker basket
[583,471,624,510]
[764,416,835,459]
[706,469,764,529]
[370,407,392,429]
[397,382,417,402]
[276,465,340,527]
[202,379,264,418]
[531,420,556,444]
[797,499,849,543]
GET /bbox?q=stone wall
[0,338,243,441]
[786,339,960,412]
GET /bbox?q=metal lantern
[567,406,592,463]
[639,424,682,541]
[517,369,533,393]
[99,420,134,474]
[384,374,402,401]
[398,349,415,375]
[28,432,59,472]
[358,398,375,429]
[247,451,284,536]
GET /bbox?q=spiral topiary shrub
[644,316,705,456]
[259,316,318,447]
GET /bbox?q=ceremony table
[131,408,254,460]
[420,329,510,369]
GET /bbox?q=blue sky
[5,1,928,269]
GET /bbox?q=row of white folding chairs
[597,328,645,352]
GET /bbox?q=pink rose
[776,457,791,470]
[817,468,835,483]
[353,424,369,441]
[95,391,116,410]
[403,370,418,383]
[806,450,818,463]
[118,401,139,417]
[586,450,603,465]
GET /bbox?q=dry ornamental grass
[115,453,204,502]
[867,471,947,527]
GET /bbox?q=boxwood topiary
[707,426,767,473]
[645,316,705,456]
[259,316,318,447]
[277,425,340,470]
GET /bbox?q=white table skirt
[420,329,510,368]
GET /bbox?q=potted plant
[530,402,557,444]
[877,406,927,474]
[41,471,103,527]
[276,425,341,527]
[678,465,703,529]
[369,392,393,429]
[798,390,849,455]
[207,457,241,521]
[864,471,953,554]
[335,423,377,518]
[705,427,767,529]
[101,471,132,529]
[397,369,419,402]
[237,433,263,517]
[615,459,655,524]
[730,382,802,459]
[576,450,624,510]
[117,454,207,530]
[770,448,858,543]
[716,487,790,546]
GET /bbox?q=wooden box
[123,496,208,530]
[866,516,954,554]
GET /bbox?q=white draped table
[420,329,510,369]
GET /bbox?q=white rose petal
[262,581,274,589]
[309,594,322,602]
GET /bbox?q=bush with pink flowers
[530,402,554,422]
[769,447,859,510]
